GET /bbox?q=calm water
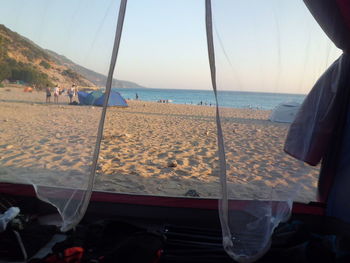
[115,88,306,110]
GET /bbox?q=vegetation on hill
[62,69,81,81]
[39,60,51,69]
[46,49,147,89]
[0,24,89,88]
[0,35,52,88]
[0,24,146,90]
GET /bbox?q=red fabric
[336,0,350,31]
[152,249,163,263]
[64,247,84,263]
[44,247,84,263]
[0,182,325,215]
[292,202,325,216]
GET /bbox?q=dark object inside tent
[1,184,350,263]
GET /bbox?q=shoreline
[1,86,301,111]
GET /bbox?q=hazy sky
[0,0,341,94]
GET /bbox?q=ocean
[115,88,306,110]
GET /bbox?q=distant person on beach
[45,85,51,103]
[68,85,75,104]
[73,85,78,97]
[53,85,59,104]
[135,93,139,100]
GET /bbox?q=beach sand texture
[0,87,319,202]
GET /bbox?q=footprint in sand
[111,147,121,152]
[53,147,66,154]
[175,169,191,177]
[51,156,62,162]
[189,159,199,166]
[60,159,75,166]
[157,153,168,158]
[203,157,216,164]
[39,139,49,144]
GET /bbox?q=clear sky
[0,0,341,94]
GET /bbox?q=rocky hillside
[45,50,146,89]
[0,24,145,90]
[0,24,94,88]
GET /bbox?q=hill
[0,24,145,90]
[45,50,146,89]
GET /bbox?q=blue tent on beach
[77,91,89,105]
[78,90,128,107]
[86,90,104,105]
[94,90,128,107]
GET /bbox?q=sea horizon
[115,85,308,96]
[112,87,306,110]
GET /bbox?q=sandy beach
[0,87,319,202]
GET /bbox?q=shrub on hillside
[0,63,11,82]
[62,69,79,79]
[11,66,52,88]
[22,47,50,62]
[40,60,51,69]
[0,58,52,88]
